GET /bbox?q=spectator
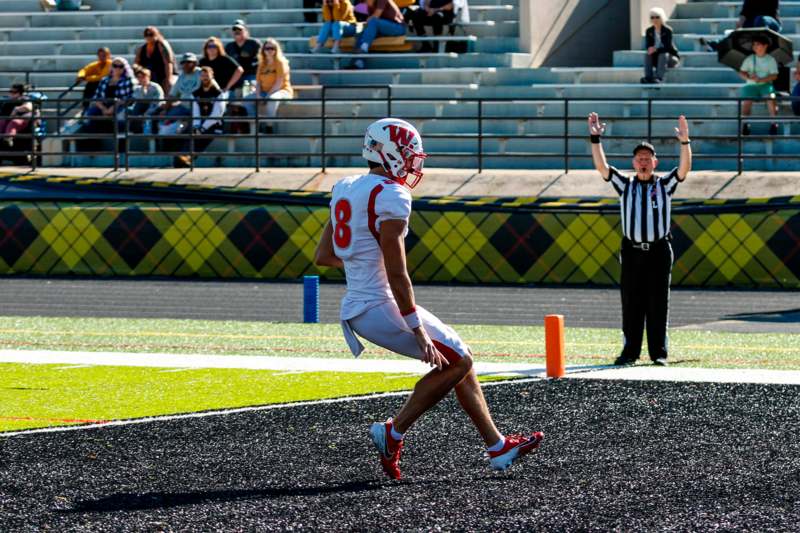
[134,26,175,94]
[641,7,679,84]
[76,47,111,111]
[739,35,779,136]
[739,0,781,32]
[225,20,261,92]
[174,66,226,168]
[81,57,135,138]
[354,0,406,66]
[199,37,244,97]
[156,52,201,138]
[312,0,357,54]
[410,0,455,53]
[700,1,781,51]
[129,67,164,134]
[0,84,33,150]
[245,39,294,133]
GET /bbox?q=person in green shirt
[739,35,779,136]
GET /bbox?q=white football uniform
[330,173,469,362]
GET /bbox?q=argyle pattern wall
[0,201,799,288]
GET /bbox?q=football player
[315,118,544,479]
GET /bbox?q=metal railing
[2,89,800,174]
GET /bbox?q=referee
[588,112,692,366]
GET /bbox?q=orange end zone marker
[545,314,566,378]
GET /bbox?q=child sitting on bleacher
[312,0,358,54]
[739,35,779,136]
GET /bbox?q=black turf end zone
[2,379,799,531]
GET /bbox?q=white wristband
[401,307,421,330]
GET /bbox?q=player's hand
[413,327,448,371]
[674,114,689,142]
[588,112,606,136]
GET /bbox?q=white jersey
[330,173,412,321]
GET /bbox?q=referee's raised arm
[675,114,692,180]
[588,112,610,180]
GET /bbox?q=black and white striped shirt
[606,166,681,243]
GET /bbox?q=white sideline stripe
[566,366,800,385]
[0,349,548,377]
[0,377,542,438]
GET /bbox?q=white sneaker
[331,45,341,54]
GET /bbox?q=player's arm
[588,112,610,180]
[314,221,343,268]
[380,219,448,370]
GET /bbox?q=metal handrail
[2,93,800,173]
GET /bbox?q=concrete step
[0,20,517,41]
[675,1,800,19]
[613,50,779,69]
[668,17,800,35]
[674,33,800,53]
[1,6,518,28]
[0,50,517,71]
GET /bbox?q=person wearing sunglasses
[134,26,175,94]
[79,58,134,147]
[245,38,294,133]
[200,36,244,98]
[642,7,680,84]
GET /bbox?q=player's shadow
[59,479,385,513]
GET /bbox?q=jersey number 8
[333,199,352,248]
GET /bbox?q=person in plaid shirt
[82,57,135,137]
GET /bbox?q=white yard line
[3,349,800,439]
[0,349,547,377]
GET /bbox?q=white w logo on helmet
[362,118,427,188]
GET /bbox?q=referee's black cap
[633,141,656,156]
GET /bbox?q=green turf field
[0,363,423,432]
[2,315,799,433]
[1,315,798,369]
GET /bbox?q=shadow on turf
[60,480,390,513]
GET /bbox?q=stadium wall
[520,0,630,67]
[0,198,798,289]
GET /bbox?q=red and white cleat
[488,432,544,471]
[369,421,404,480]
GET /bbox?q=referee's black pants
[619,238,673,361]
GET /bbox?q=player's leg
[349,302,473,433]
[349,302,472,479]
[415,306,544,470]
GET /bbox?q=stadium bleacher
[0,0,799,170]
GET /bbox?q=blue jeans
[356,18,406,51]
[317,21,357,44]
[744,15,782,33]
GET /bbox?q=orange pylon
[545,314,566,378]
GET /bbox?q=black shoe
[640,76,653,84]
[653,357,668,366]
[769,122,779,136]
[653,77,663,84]
[742,122,751,136]
[614,355,637,366]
